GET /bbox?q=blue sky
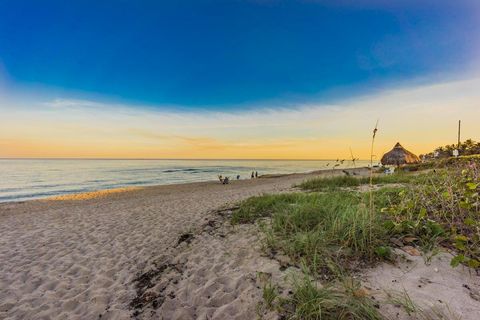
[0,0,478,109]
[1,1,480,159]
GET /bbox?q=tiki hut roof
[381,142,420,166]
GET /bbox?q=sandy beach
[2,1,479,318]
[1,168,480,320]
[0,170,346,319]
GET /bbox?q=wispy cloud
[1,76,479,159]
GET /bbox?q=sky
[0,0,479,159]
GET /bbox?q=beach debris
[176,232,194,246]
[353,287,370,298]
[419,277,433,286]
[129,257,184,317]
[130,206,237,317]
[402,246,421,256]
[276,254,292,271]
[470,291,480,302]
[463,284,480,302]
[402,236,418,244]
[390,237,403,247]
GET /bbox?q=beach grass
[238,159,479,318]
[237,165,479,272]
[242,186,411,318]
[280,277,382,320]
[298,174,419,192]
[233,191,391,275]
[262,281,278,310]
[231,193,304,224]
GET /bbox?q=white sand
[0,170,336,320]
[2,168,479,320]
[362,249,480,319]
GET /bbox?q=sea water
[0,159,370,202]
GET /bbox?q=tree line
[421,139,480,159]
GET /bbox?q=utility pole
[458,120,461,149]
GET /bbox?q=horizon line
[0,157,370,162]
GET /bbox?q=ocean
[0,159,370,202]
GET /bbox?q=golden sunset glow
[1,77,479,160]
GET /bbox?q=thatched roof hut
[381,142,420,166]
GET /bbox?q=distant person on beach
[251,171,254,179]
[218,175,223,183]
[255,171,258,178]
[223,176,229,184]
[237,175,240,180]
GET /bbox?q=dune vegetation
[232,157,479,319]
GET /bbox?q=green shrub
[383,159,480,268]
